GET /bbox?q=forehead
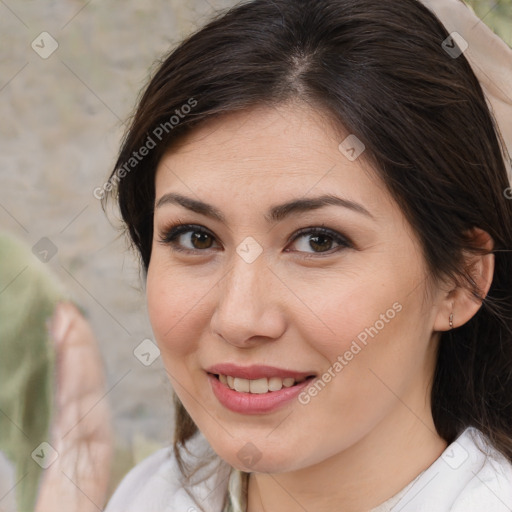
[154,102,390,215]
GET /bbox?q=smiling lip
[205,363,315,380]
[205,364,316,414]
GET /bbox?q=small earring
[449,313,453,329]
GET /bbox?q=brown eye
[286,227,351,255]
[188,231,214,250]
[158,224,219,253]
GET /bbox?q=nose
[210,252,286,348]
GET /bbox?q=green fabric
[0,231,63,512]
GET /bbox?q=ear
[433,228,495,331]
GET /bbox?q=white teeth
[249,378,269,394]
[282,377,295,388]
[217,374,309,393]
[234,377,250,392]
[268,377,283,391]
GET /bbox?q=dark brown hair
[103,0,512,488]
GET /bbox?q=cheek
[146,256,209,360]
[294,262,429,413]
[291,264,406,357]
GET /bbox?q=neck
[246,406,447,512]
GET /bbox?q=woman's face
[147,102,445,472]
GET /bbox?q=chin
[211,440,304,474]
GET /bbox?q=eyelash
[157,220,353,258]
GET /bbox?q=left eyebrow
[266,194,375,222]
[155,192,375,224]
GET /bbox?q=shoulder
[104,433,231,512]
[103,445,179,512]
[449,427,512,512]
[396,427,512,512]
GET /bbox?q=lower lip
[207,373,315,414]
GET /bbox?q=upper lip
[205,363,316,380]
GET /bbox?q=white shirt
[104,427,512,512]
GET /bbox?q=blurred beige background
[1,0,510,494]
[0,0,240,492]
